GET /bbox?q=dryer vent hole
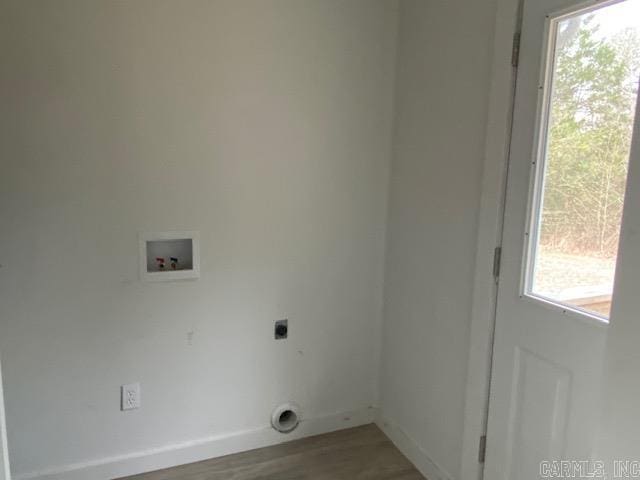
[273,408,299,433]
[271,402,301,433]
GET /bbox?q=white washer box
[139,231,200,282]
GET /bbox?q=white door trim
[459,0,522,479]
[0,357,11,480]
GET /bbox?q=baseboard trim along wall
[15,407,377,480]
[376,416,453,480]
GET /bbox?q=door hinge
[493,246,502,281]
[511,31,521,68]
[478,435,487,463]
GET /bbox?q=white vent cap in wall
[271,402,301,434]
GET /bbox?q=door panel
[506,347,571,479]
[484,0,640,478]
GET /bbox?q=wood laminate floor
[117,424,426,480]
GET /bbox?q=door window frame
[520,0,635,325]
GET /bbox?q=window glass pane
[530,0,640,318]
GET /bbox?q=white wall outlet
[121,383,141,411]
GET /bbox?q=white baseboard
[16,407,377,480]
[376,416,453,480]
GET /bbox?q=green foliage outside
[541,17,640,257]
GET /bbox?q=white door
[484,0,640,478]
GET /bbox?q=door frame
[459,0,523,479]
[0,356,10,480]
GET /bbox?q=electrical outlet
[121,383,141,411]
[275,319,288,340]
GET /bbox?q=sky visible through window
[594,0,640,37]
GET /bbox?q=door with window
[484,0,640,478]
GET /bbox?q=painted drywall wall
[379,1,498,478]
[0,1,397,476]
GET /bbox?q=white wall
[0,1,397,477]
[379,1,498,479]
